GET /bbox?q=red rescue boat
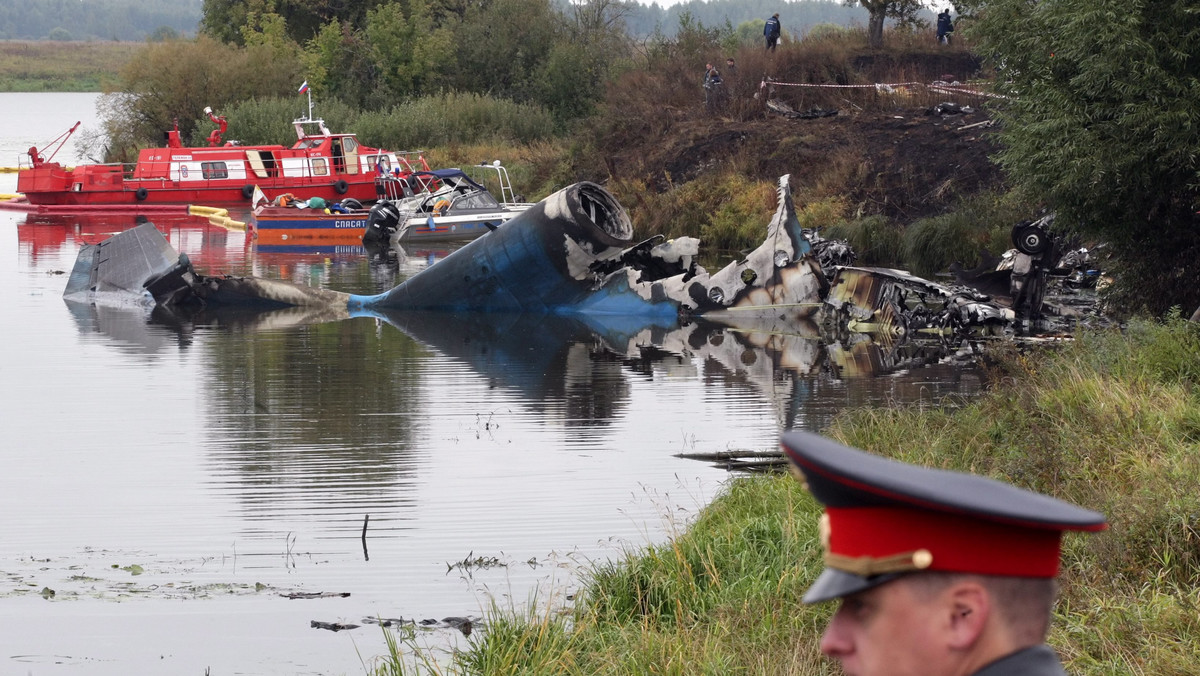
[17,107,428,206]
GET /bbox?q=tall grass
[195,93,556,153]
[356,93,557,150]
[822,214,903,266]
[372,317,1200,675]
[898,190,1028,276]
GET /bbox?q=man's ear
[945,581,990,650]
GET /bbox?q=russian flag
[298,80,309,94]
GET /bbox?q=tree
[449,0,559,102]
[735,19,765,46]
[203,0,388,45]
[103,36,303,159]
[846,0,924,48]
[149,26,181,42]
[970,0,1200,316]
[365,0,453,99]
[303,20,376,107]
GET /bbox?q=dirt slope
[612,103,1003,223]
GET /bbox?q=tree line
[620,0,871,39]
[0,0,201,41]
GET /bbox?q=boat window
[312,157,329,176]
[201,161,229,179]
[456,192,499,209]
[343,138,358,152]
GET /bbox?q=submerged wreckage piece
[348,177,828,320]
[64,222,351,314]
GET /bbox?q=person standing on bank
[703,62,724,112]
[937,9,954,44]
[780,431,1107,676]
[764,13,781,51]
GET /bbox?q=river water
[0,92,985,674]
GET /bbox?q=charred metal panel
[825,266,1012,338]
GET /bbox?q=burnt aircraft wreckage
[63,175,1090,338]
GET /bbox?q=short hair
[903,573,1058,644]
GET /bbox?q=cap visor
[802,568,901,604]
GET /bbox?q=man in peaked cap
[780,430,1107,676]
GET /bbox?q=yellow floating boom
[189,205,246,231]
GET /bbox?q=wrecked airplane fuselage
[65,178,829,323]
[346,178,827,321]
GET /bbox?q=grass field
[0,40,139,91]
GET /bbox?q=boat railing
[15,155,129,173]
[473,161,522,205]
[373,173,437,202]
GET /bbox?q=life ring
[135,187,148,201]
[241,185,255,200]
[333,179,349,195]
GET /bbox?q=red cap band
[826,506,1063,578]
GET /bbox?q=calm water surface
[0,92,985,674]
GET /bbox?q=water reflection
[65,290,986,446]
[17,209,250,272]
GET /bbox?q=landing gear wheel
[1012,223,1049,256]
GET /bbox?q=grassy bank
[371,316,1200,675]
[0,40,139,91]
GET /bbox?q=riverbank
[0,40,138,91]
[372,316,1200,675]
